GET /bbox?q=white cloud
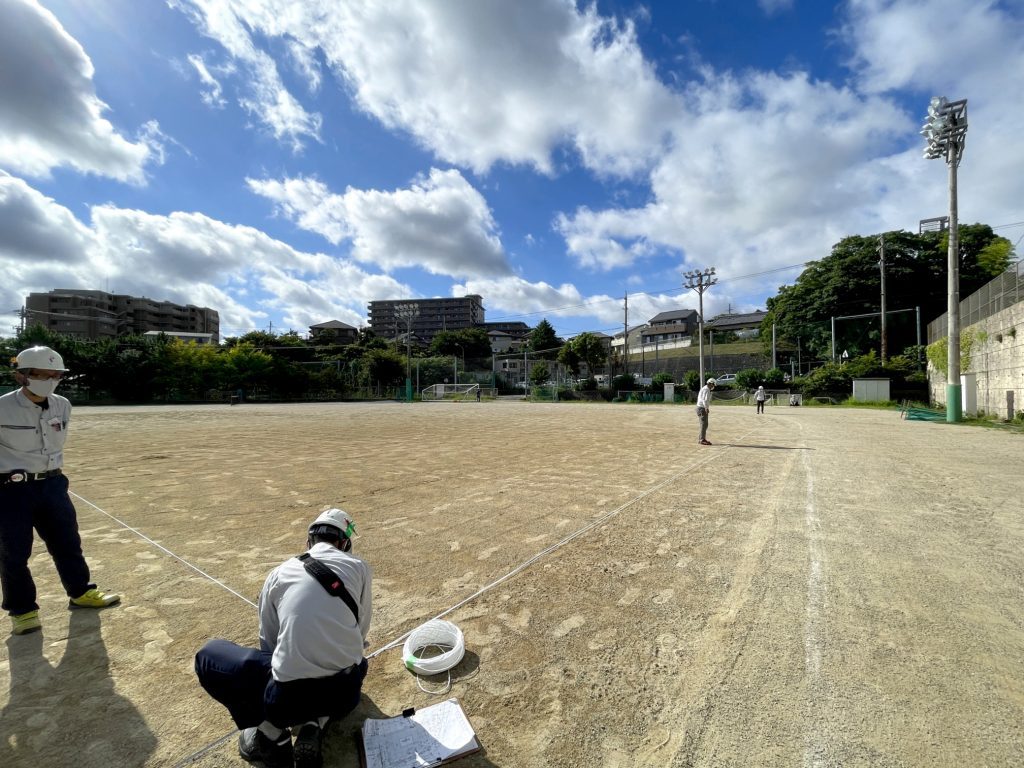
[187,53,227,108]
[555,0,1024,312]
[172,0,678,175]
[247,169,513,279]
[0,174,409,334]
[557,69,910,274]
[0,0,159,182]
[842,0,1024,229]
[453,275,685,333]
[758,0,794,15]
[169,0,322,151]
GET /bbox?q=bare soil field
[1,400,1022,768]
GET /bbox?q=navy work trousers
[195,639,368,729]
[0,473,93,615]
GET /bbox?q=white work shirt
[258,542,372,682]
[0,389,71,473]
[696,385,713,409]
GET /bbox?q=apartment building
[25,289,220,342]
[367,295,486,345]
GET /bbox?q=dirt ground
[1,400,1022,768]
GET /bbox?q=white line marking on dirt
[71,491,258,608]
[801,446,827,767]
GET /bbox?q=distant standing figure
[696,378,716,445]
[754,385,766,414]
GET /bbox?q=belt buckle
[10,472,26,483]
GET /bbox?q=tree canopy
[528,319,563,359]
[764,223,1013,361]
[558,332,607,378]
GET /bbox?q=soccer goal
[421,383,480,401]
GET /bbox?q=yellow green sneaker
[69,588,121,609]
[11,610,42,635]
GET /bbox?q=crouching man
[195,509,372,768]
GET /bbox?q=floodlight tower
[684,267,717,384]
[395,303,419,402]
[920,96,967,422]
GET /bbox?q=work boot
[294,722,324,768]
[11,610,42,635]
[69,588,121,609]
[700,439,713,446]
[238,727,293,768]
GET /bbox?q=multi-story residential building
[367,295,486,345]
[25,289,220,342]
[641,309,700,345]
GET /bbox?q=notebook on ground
[358,698,481,768]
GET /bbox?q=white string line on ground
[74,418,756,766]
[176,423,761,765]
[797,425,828,768]
[70,492,258,609]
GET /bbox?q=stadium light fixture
[395,303,419,402]
[684,267,717,384]
[920,96,967,422]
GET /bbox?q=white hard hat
[16,346,68,371]
[707,378,716,385]
[309,508,355,539]
[758,385,764,389]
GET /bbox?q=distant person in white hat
[1,346,120,637]
[195,508,372,768]
[754,385,767,414]
[696,377,716,445]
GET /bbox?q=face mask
[25,378,59,398]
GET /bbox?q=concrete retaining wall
[928,300,1024,419]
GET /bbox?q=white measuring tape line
[70,492,258,608]
[84,420,757,766]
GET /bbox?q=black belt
[1,469,62,484]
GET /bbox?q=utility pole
[623,293,628,377]
[684,267,717,385]
[878,235,888,364]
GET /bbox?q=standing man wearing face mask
[0,346,120,637]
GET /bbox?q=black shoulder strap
[297,553,359,623]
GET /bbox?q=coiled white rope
[402,619,466,694]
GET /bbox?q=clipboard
[358,698,481,768]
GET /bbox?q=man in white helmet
[195,507,372,768]
[1,346,120,637]
[696,377,716,445]
[754,384,767,415]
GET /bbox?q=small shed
[852,378,891,402]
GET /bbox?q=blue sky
[2,0,1022,340]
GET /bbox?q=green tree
[222,344,275,391]
[361,349,405,389]
[557,343,581,377]
[528,319,562,359]
[683,370,701,391]
[429,328,490,358]
[529,362,550,386]
[564,332,607,379]
[764,224,1014,362]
